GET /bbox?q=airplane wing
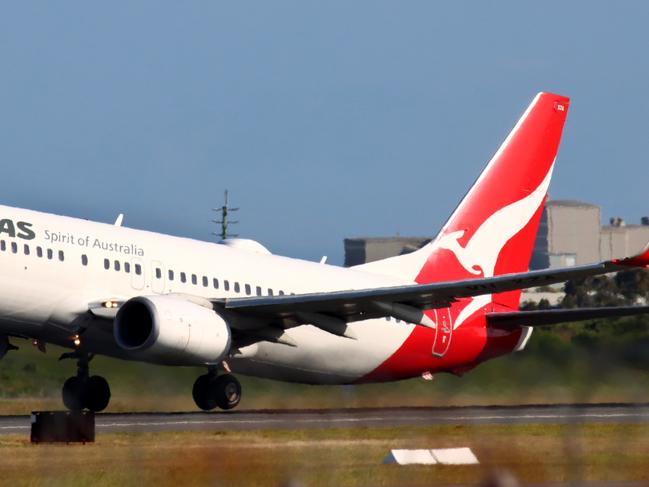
[84,245,648,344]
[219,245,649,337]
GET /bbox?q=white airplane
[0,92,647,412]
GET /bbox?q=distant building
[344,200,649,269]
[530,200,601,269]
[600,217,649,261]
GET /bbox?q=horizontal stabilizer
[487,305,649,328]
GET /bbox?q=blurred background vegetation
[0,270,647,413]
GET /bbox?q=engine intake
[114,295,231,365]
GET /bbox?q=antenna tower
[212,190,239,240]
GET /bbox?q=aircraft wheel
[192,374,219,411]
[83,375,111,412]
[214,374,241,410]
[62,376,85,411]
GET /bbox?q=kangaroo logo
[435,163,554,329]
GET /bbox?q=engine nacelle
[114,295,231,365]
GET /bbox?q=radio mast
[212,190,239,241]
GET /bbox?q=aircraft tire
[83,375,111,412]
[62,376,85,411]
[214,374,241,410]
[192,374,219,411]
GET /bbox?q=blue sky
[0,2,648,263]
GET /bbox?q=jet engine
[114,295,231,365]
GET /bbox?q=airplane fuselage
[0,204,523,385]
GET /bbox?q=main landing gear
[60,352,111,412]
[192,368,241,411]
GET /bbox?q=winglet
[613,242,649,267]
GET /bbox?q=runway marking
[95,412,649,429]
[1,407,648,433]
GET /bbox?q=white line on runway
[1,411,647,432]
[94,412,649,429]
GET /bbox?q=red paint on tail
[416,93,570,297]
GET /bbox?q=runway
[0,403,648,434]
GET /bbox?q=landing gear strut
[60,352,111,412]
[192,369,241,411]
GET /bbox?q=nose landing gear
[192,369,241,411]
[60,352,111,412]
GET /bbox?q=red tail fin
[357,92,570,311]
[417,92,570,309]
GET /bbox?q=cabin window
[156,268,162,279]
[191,274,197,285]
[135,264,142,275]
[104,258,110,270]
[11,242,17,254]
[224,280,230,291]
[37,247,43,258]
[234,282,240,293]
[81,255,88,266]
[180,272,186,283]
[124,262,131,273]
[114,260,121,271]
[256,286,262,296]
[212,278,219,289]
[58,250,64,262]
[0,240,5,251]
[202,276,208,287]
[168,270,174,281]
[24,244,30,255]
[244,284,251,295]
[46,249,53,260]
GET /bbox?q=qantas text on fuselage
[0,219,35,240]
